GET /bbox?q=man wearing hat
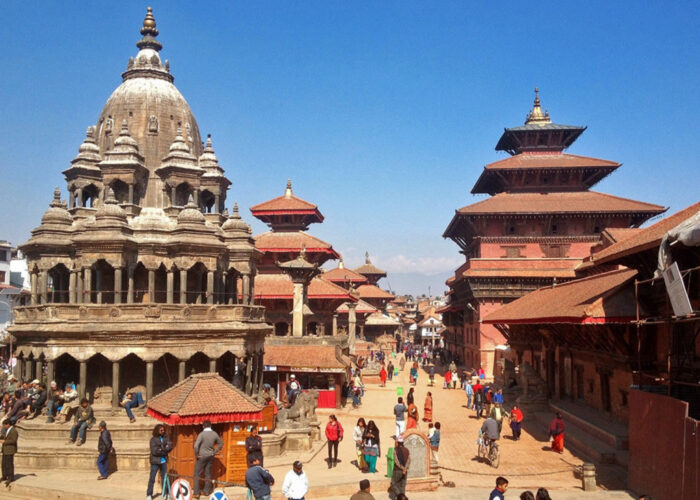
[388,435,410,500]
[96,421,112,480]
[1,417,18,486]
[281,460,308,500]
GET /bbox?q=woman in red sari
[423,392,433,422]
[407,402,419,429]
[548,412,565,453]
[379,364,387,387]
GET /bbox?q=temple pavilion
[441,89,666,377]
[10,8,270,404]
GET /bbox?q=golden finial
[525,86,551,126]
[141,7,158,36]
[285,179,293,198]
[339,258,344,269]
[365,251,371,264]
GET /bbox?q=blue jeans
[125,392,145,420]
[47,400,59,421]
[97,452,109,478]
[147,462,167,496]
[467,394,472,408]
[70,421,89,442]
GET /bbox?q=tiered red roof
[356,284,395,300]
[254,274,356,301]
[250,180,324,225]
[255,231,339,257]
[483,268,639,325]
[321,265,369,285]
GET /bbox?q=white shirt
[281,469,308,499]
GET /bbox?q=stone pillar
[178,360,186,382]
[245,357,253,395]
[69,191,75,209]
[79,361,87,399]
[166,270,174,304]
[114,267,122,304]
[148,269,155,303]
[77,189,83,207]
[25,358,33,381]
[206,271,214,305]
[348,302,357,353]
[180,269,187,304]
[252,353,261,397]
[76,269,83,304]
[69,270,77,304]
[127,267,134,304]
[332,314,338,336]
[291,281,305,337]
[84,267,92,304]
[40,269,48,304]
[35,359,43,381]
[95,267,103,304]
[46,360,55,387]
[360,324,365,340]
[112,361,120,408]
[30,271,37,305]
[231,273,238,304]
[214,194,220,213]
[146,361,154,401]
[242,274,250,305]
[171,185,176,206]
[128,183,134,205]
[209,358,217,373]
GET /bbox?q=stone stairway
[15,406,155,471]
[532,400,629,469]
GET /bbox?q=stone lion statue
[277,389,319,429]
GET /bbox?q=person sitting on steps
[68,398,94,446]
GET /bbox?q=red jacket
[325,421,344,441]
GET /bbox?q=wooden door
[169,426,197,483]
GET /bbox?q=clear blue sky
[1,1,698,295]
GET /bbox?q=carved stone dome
[177,195,206,224]
[95,8,202,175]
[222,203,251,233]
[41,188,73,226]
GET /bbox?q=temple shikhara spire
[524,87,551,125]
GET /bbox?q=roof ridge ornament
[136,6,162,52]
[285,179,293,198]
[525,87,551,126]
[365,251,371,264]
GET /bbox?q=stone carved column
[332,314,338,336]
[76,269,83,304]
[112,361,120,408]
[24,359,33,381]
[242,274,251,305]
[178,360,186,382]
[95,267,103,304]
[84,267,92,304]
[180,269,187,304]
[46,361,55,389]
[148,269,155,303]
[114,267,122,304]
[166,270,174,304]
[209,358,217,373]
[146,361,154,401]
[69,270,77,304]
[30,271,37,305]
[40,269,48,304]
[245,357,253,395]
[127,266,134,304]
[79,361,87,399]
[206,270,214,305]
[214,194,220,213]
[35,359,43,381]
[171,185,176,206]
[291,281,305,337]
[128,183,134,205]
[348,302,357,353]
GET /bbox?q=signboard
[662,262,693,317]
[171,478,192,500]
[209,491,229,500]
[264,365,277,371]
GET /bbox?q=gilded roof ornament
[285,179,293,198]
[525,87,551,126]
[136,6,162,52]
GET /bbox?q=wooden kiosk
[146,373,265,486]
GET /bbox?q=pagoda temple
[250,181,357,408]
[10,8,269,404]
[442,89,666,377]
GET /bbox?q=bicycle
[477,437,500,468]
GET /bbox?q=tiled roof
[321,266,369,284]
[456,191,666,215]
[147,373,263,423]
[264,345,349,370]
[336,299,377,314]
[483,268,638,324]
[483,152,620,171]
[589,202,700,266]
[353,263,387,277]
[254,274,355,300]
[255,231,339,256]
[250,193,320,214]
[357,284,395,300]
[601,227,641,243]
[365,312,401,326]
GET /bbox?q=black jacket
[98,429,113,454]
[149,435,173,465]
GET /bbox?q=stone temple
[9,7,271,405]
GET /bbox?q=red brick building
[442,90,665,376]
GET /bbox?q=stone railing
[13,303,266,323]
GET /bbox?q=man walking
[245,456,274,500]
[388,435,410,500]
[193,420,223,498]
[147,423,173,500]
[1,419,18,486]
[281,460,308,500]
[465,381,473,409]
[393,397,407,437]
[96,421,112,480]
